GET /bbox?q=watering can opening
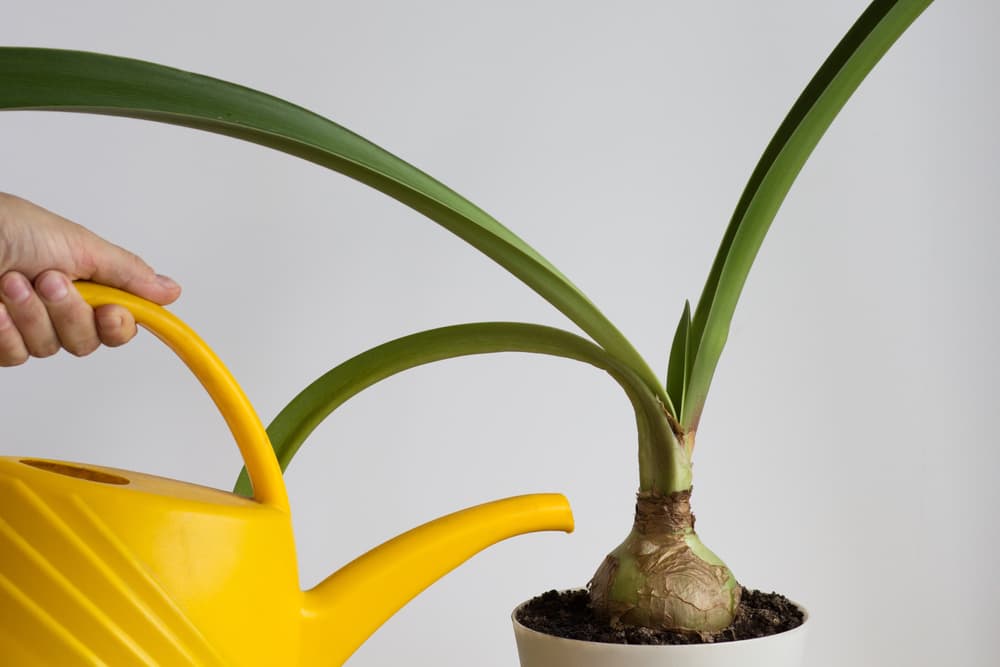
[4,455,265,509]
[20,458,130,485]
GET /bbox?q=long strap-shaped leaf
[679,0,933,430]
[0,47,671,415]
[233,323,688,497]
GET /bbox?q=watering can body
[0,457,301,665]
[0,284,574,666]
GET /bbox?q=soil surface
[516,588,803,645]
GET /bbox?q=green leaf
[233,323,688,497]
[665,300,691,418]
[0,47,671,416]
[681,0,933,430]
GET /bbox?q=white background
[1,1,997,665]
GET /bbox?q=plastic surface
[74,282,289,511]
[512,594,808,667]
[0,282,574,666]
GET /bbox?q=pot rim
[512,589,809,651]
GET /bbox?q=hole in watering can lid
[20,459,130,486]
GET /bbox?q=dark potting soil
[516,588,804,645]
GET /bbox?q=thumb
[81,235,182,306]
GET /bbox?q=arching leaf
[234,323,688,497]
[0,47,671,415]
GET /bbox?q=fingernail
[1,274,31,304]
[37,272,69,302]
[96,307,124,331]
[156,274,180,291]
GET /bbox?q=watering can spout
[299,493,573,666]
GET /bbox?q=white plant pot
[512,595,808,667]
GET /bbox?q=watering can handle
[76,281,290,512]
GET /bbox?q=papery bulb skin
[589,490,740,635]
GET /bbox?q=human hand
[0,193,181,366]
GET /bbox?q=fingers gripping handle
[76,282,289,512]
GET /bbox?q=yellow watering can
[0,283,574,666]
